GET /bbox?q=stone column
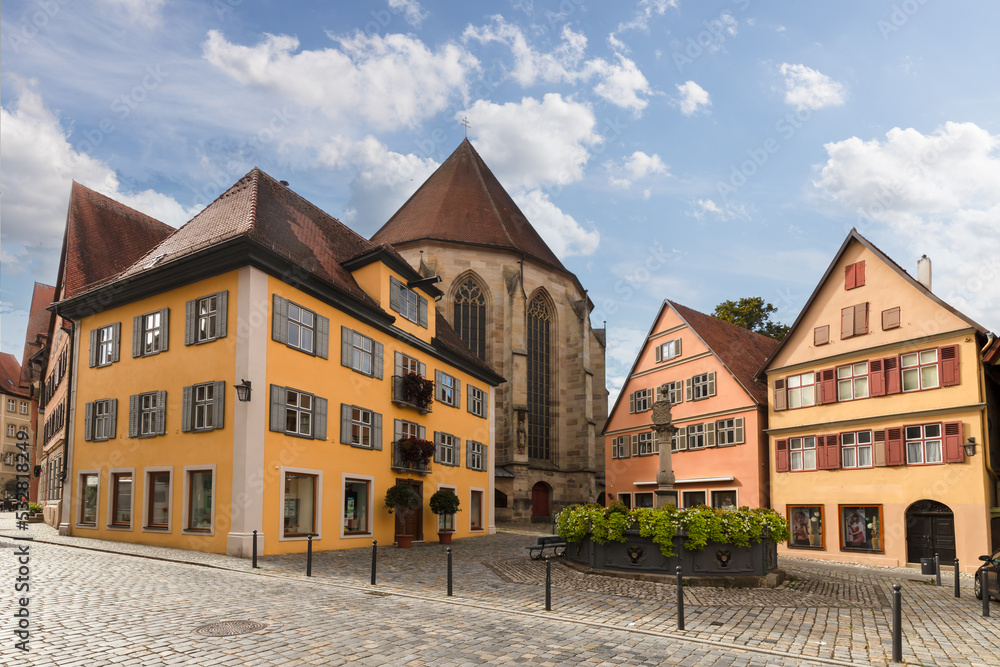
[651,385,678,508]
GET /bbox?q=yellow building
[758,230,999,572]
[54,169,502,556]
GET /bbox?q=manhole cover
[194,620,267,637]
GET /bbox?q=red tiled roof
[19,282,56,388]
[0,353,26,398]
[371,139,567,271]
[669,301,780,406]
[57,182,176,299]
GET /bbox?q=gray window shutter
[373,342,384,379]
[435,370,444,401]
[394,351,403,377]
[433,431,442,463]
[734,417,744,444]
[418,424,426,441]
[629,392,636,414]
[677,426,687,451]
[109,399,117,438]
[467,441,473,468]
[418,296,428,328]
[313,397,328,440]
[373,412,382,451]
[685,378,693,401]
[341,326,352,367]
[708,372,716,397]
[159,309,169,351]
[84,402,94,441]
[454,438,461,467]
[316,314,330,359]
[467,383,473,412]
[269,385,286,432]
[705,422,716,447]
[651,431,659,454]
[841,306,854,339]
[112,322,121,362]
[855,302,868,335]
[418,361,427,378]
[393,419,403,442]
[482,444,488,471]
[213,381,225,429]
[132,316,143,357]
[676,339,682,356]
[340,404,353,444]
[273,295,289,344]
[631,434,639,456]
[89,330,99,368]
[156,390,167,435]
[182,385,193,432]
[654,344,662,362]
[217,291,228,338]
[185,299,196,345]
[454,379,461,409]
[129,395,139,437]
[389,276,402,312]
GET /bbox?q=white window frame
[193,383,217,431]
[715,418,743,446]
[182,465,216,535]
[287,301,316,354]
[19,400,28,414]
[905,423,943,465]
[659,338,681,362]
[468,487,485,532]
[436,483,458,532]
[341,473,375,538]
[142,310,164,355]
[195,294,220,343]
[93,399,114,441]
[787,372,816,409]
[350,330,374,375]
[617,492,632,509]
[634,492,655,508]
[7,399,15,411]
[631,388,653,413]
[837,362,869,401]
[467,385,486,418]
[688,423,706,449]
[692,373,713,400]
[348,406,374,448]
[138,392,161,437]
[437,432,458,466]
[710,489,739,510]
[636,431,656,456]
[664,381,684,405]
[681,490,707,508]
[106,467,135,530]
[789,436,817,471]
[6,424,15,437]
[467,440,485,471]
[438,372,458,407]
[77,470,101,529]
[611,436,629,459]
[279,466,323,541]
[142,466,173,533]
[841,431,873,469]
[285,389,314,437]
[901,349,939,392]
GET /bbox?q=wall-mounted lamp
[407,275,442,289]
[963,436,977,458]
[235,379,252,403]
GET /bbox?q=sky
[2,0,999,401]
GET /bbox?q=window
[629,388,653,413]
[182,382,225,432]
[687,424,705,449]
[79,473,99,526]
[633,431,657,456]
[6,425,14,437]
[789,436,817,471]
[837,362,869,401]
[272,295,329,358]
[7,399,15,411]
[634,492,654,508]
[186,469,213,531]
[882,307,900,330]
[2,453,12,466]
[19,401,28,414]
[390,276,428,327]
[814,325,830,346]
[396,419,421,441]
[146,471,171,529]
[133,308,169,357]
[711,490,737,509]
[715,418,744,446]
[269,386,328,440]
[841,431,873,468]
[671,426,687,451]
[902,349,938,391]
[688,372,716,401]
[91,323,120,367]
[467,385,487,418]
[840,302,868,339]
[655,338,682,362]
[660,381,684,405]
[454,278,487,360]
[787,372,816,408]
[283,472,317,537]
[140,393,159,436]
[344,478,371,534]
[128,391,166,438]
[611,436,629,459]
[17,427,27,440]
[682,491,706,508]
[85,398,117,441]
[340,404,382,450]
[435,431,459,466]
[469,490,484,530]
[845,261,865,289]
[467,441,486,471]
[110,472,132,527]
[527,293,551,461]
[185,292,228,345]
[906,423,943,465]
[341,327,382,378]
[436,370,460,408]
[618,493,632,509]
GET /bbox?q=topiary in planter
[384,484,420,514]
[429,489,461,517]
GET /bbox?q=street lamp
[235,379,252,403]
[963,436,977,458]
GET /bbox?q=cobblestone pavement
[2,515,998,666]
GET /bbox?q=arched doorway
[905,499,955,563]
[531,482,551,519]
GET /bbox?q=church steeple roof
[370,139,567,271]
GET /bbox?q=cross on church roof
[460,116,471,137]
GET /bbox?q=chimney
[917,255,932,291]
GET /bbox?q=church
[371,140,608,520]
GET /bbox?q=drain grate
[194,620,267,637]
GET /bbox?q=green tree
[713,297,790,341]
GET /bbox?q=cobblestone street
[2,515,998,666]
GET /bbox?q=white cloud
[608,151,669,189]
[97,0,165,28]
[202,29,478,131]
[589,54,653,114]
[613,0,678,42]
[388,0,427,27]
[461,94,601,190]
[512,189,600,257]
[814,122,1000,331]
[688,198,749,222]
[778,63,846,111]
[676,80,711,116]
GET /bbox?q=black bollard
[676,566,685,630]
[935,553,941,587]
[545,556,552,611]
[984,565,991,618]
[252,530,258,569]
[892,584,902,663]
[306,534,314,577]
[447,547,453,597]
[954,558,960,598]
[371,539,377,585]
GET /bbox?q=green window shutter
[389,276,402,313]
[269,385,286,432]
[155,390,167,435]
[373,412,382,451]
[181,385,193,432]
[340,404,353,444]
[316,314,330,359]
[129,394,139,437]
[216,291,228,338]
[89,330,99,368]
[213,381,225,429]
[84,402,94,441]
[185,299,196,345]
[273,295,289,344]
[341,326,352,367]
[159,309,169,351]
[109,399,117,438]
[418,296,428,328]
[132,316,143,357]
[313,397,328,440]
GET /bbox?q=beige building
[371,140,608,519]
[1,353,32,498]
[18,282,56,503]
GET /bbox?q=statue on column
[651,384,678,508]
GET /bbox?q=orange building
[605,301,778,510]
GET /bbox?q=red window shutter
[856,261,865,287]
[884,356,901,394]
[825,434,841,470]
[854,302,869,335]
[820,368,837,404]
[940,345,960,386]
[869,359,885,396]
[885,427,905,466]
[943,421,964,463]
[845,263,856,290]
[775,439,789,472]
[774,379,787,411]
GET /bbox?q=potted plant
[429,489,461,544]
[384,484,421,548]
[401,372,435,411]
[398,438,436,467]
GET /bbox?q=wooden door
[394,480,423,540]
[531,482,550,518]
[906,508,956,563]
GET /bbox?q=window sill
[183,528,214,536]
[106,524,133,531]
[75,523,98,530]
[279,533,321,542]
[341,532,373,539]
[143,525,169,532]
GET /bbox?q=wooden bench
[525,535,566,560]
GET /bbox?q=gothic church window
[453,278,487,360]
[527,293,552,461]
